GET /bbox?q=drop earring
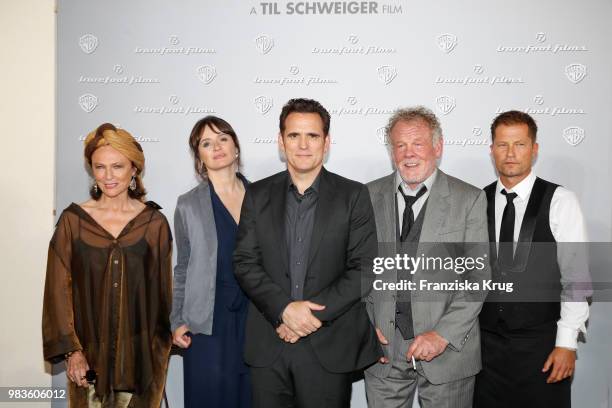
[129,176,137,191]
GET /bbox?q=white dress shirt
[395,169,438,235]
[494,171,589,349]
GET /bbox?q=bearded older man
[364,106,490,408]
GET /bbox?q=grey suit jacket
[170,181,218,334]
[365,170,490,384]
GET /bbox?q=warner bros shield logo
[436,95,456,115]
[377,65,397,85]
[565,63,587,84]
[79,94,98,113]
[563,127,585,146]
[376,126,388,145]
[437,34,457,54]
[254,96,273,115]
[196,65,217,84]
[79,34,98,54]
[255,35,274,54]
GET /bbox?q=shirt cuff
[555,325,579,350]
[275,301,291,328]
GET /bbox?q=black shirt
[285,171,321,300]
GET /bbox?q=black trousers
[250,340,351,408]
[474,321,571,408]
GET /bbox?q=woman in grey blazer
[170,116,250,408]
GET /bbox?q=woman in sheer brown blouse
[42,123,172,407]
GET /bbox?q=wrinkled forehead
[390,119,433,142]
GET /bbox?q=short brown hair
[491,110,538,142]
[279,98,331,136]
[84,123,147,201]
[188,116,242,180]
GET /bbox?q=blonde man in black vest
[475,111,590,408]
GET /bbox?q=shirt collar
[496,171,536,202]
[395,168,437,196]
[287,169,322,195]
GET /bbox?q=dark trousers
[184,333,251,408]
[250,340,351,408]
[474,321,571,408]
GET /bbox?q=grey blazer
[365,170,490,384]
[170,181,218,334]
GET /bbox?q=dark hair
[279,98,331,136]
[188,115,242,180]
[491,110,538,142]
[85,123,147,201]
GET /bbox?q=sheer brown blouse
[42,202,172,407]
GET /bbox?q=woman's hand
[172,324,192,349]
[65,351,90,388]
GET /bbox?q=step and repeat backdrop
[55,0,611,406]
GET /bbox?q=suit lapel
[195,182,218,247]
[307,168,334,270]
[419,170,451,243]
[368,174,399,294]
[483,181,498,265]
[269,174,289,272]
[374,174,397,244]
[510,177,546,271]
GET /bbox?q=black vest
[479,177,562,331]
[395,199,428,339]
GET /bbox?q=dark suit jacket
[233,168,382,373]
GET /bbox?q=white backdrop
[55,0,612,406]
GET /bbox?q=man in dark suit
[234,98,381,407]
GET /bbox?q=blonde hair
[385,106,443,146]
[84,123,147,200]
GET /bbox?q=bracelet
[64,351,75,360]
